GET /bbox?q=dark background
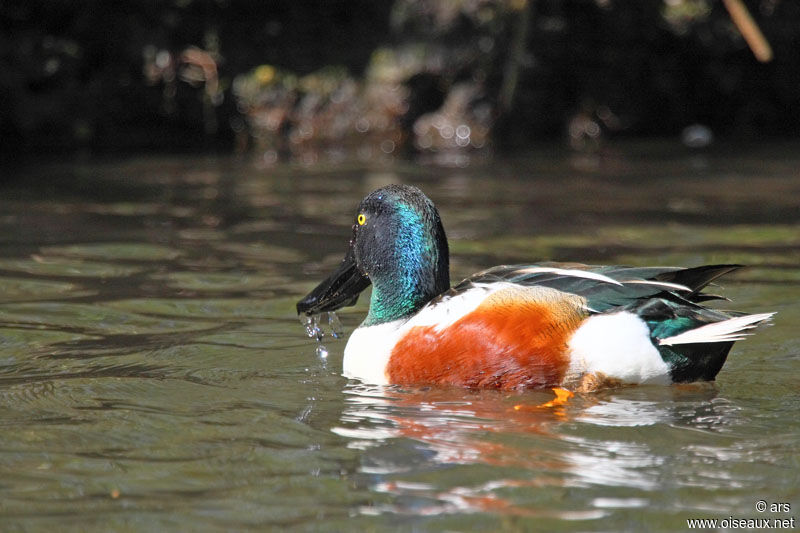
[2,0,798,158]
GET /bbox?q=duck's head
[297,184,450,325]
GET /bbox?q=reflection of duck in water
[333,382,723,516]
[298,185,773,393]
[333,383,574,516]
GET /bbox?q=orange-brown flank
[386,287,588,389]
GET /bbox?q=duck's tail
[656,312,775,382]
[659,312,775,346]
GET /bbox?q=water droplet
[313,313,324,341]
[299,314,313,336]
[299,313,323,340]
[301,311,345,357]
[328,311,343,339]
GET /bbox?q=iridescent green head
[353,184,450,324]
[296,184,450,325]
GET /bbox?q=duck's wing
[452,263,742,313]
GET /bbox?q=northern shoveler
[296,184,774,392]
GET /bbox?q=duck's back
[343,264,773,391]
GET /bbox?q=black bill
[296,247,371,316]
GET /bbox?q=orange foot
[514,388,575,411]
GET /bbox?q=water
[0,146,798,531]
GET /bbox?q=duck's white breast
[342,321,401,385]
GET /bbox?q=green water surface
[0,146,798,531]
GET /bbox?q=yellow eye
[357,214,366,226]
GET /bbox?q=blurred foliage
[0,0,393,156]
[1,0,799,161]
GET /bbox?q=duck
[296,184,774,392]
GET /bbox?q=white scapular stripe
[620,279,692,292]
[659,312,775,346]
[513,267,623,286]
